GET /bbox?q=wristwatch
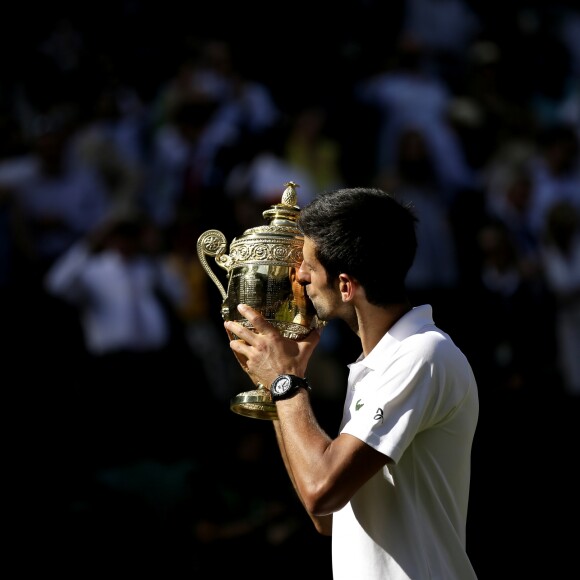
[270,374,311,401]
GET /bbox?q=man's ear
[338,273,356,302]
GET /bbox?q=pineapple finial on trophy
[281,181,299,207]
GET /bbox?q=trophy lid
[227,180,304,267]
[260,181,301,229]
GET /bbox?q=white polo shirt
[333,304,479,580]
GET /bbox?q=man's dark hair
[297,187,418,305]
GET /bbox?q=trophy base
[230,386,278,420]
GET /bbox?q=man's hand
[224,304,321,388]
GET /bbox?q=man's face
[297,237,342,322]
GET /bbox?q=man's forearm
[273,419,332,536]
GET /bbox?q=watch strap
[270,374,311,401]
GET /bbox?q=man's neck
[356,301,412,356]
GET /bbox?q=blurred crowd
[3,1,579,578]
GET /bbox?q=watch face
[272,375,291,396]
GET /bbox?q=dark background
[3,1,579,578]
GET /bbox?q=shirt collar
[352,304,435,371]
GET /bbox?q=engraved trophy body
[197,182,324,420]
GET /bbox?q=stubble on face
[307,276,344,322]
[302,237,349,324]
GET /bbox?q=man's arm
[272,387,388,517]
[273,419,332,536]
[226,305,389,520]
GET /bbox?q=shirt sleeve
[44,241,91,302]
[341,345,438,464]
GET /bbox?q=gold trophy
[197,182,324,420]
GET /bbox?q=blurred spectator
[484,161,541,278]
[459,40,537,168]
[483,137,536,219]
[355,37,477,203]
[150,38,280,136]
[527,123,580,237]
[375,126,460,329]
[164,212,247,404]
[557,6,580,135]
[224,123,317,231]
[283,104,345,193]
[400,0,482,88]
[519,5,579,132]
[140,94,224,230]
[469,219,555,393]
[44,207,188,358]
[0,107,111,279]
[560,5,580,77]
[147,38,281,213]
[539,201,580,397]
[70,84,149,214]
[444,96,490,175]
[44,208,200,466]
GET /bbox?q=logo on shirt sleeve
[355,399,364,411]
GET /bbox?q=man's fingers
[229,340,250,369]
[228,335,251,360]
[224,317,255,343]
[223,304,276,342]
[237,304,274,333]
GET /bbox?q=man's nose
[297,262,309,285]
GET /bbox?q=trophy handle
[196,229,231,301]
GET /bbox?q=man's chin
[312,307,329,322]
